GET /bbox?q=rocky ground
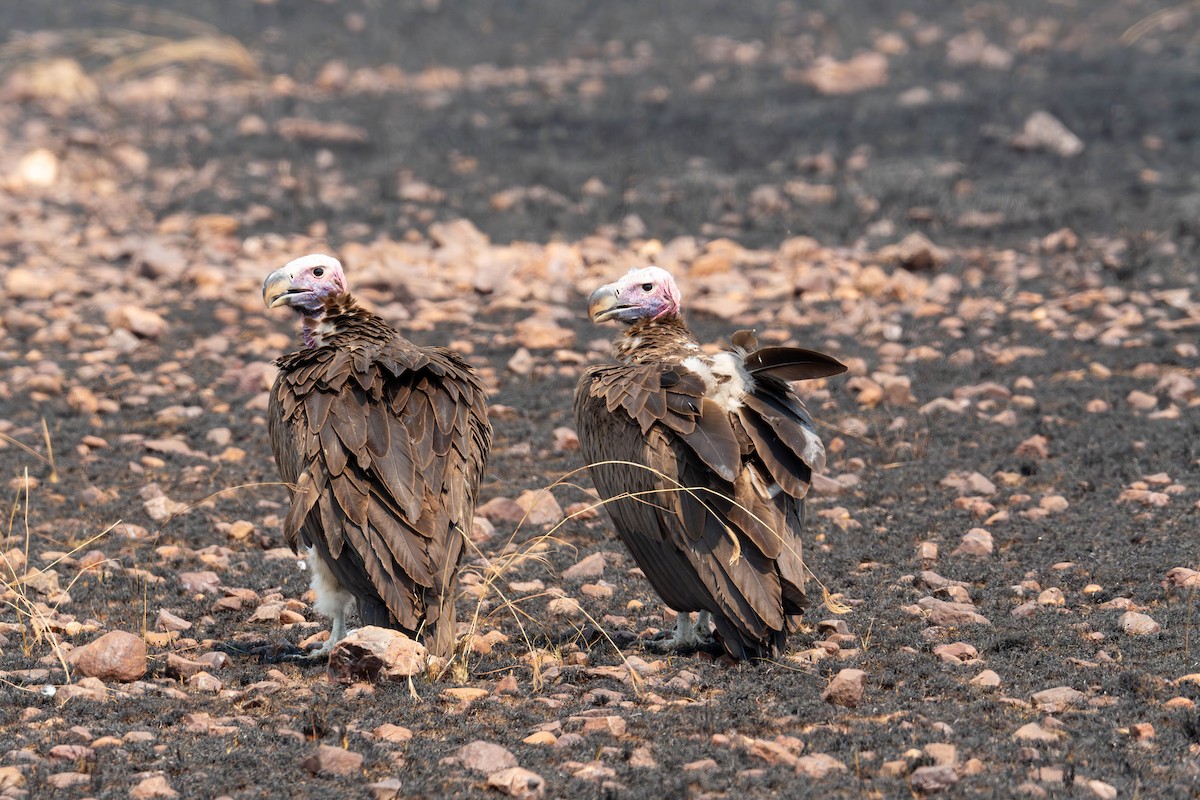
[0,2,1198,798]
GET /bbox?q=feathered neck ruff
[300,294,363,348]
[611,315,698,364]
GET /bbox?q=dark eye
[313,267,325,277]
[641,283,653,292]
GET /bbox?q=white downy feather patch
[682,351,753,413]
[307,547,354,619]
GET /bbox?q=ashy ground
[0,2,1198,798]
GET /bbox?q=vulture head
[588,266,681,324]
[263,254,347,317]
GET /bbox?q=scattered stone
[563,552,606,580]
[1119,612,1160,635]
[515,489,564,526]
[1013,111,1084,157]
[879,232,949,271]
[368,778,403,800]
[67,630,146,682]
[822,668,866,708]
[798,53,888,95]
[453,741,518,774]
[1032,686,1085,713]
[514,316,575,349]
[1083,779,1118,799]
[1013,722,1061,742]
[486,766,546,799]
[911,764,959,793]
[48,772,91,789]
[374,724,413,744]
[954,528,993,557]
[129,775,179,799]
[155,609,192,632]
[547,597,584,617]
[794,753,846,778]
[108,305,169,339]
[970,670,1001,689]
[924,743,957,766]
[327,626,427,683]
[1037,588,1066,606]
[303,745,363,776]
[933,642,979,664]
[918,598,991,626]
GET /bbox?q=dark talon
[215,640,326,664]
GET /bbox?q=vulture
[262,254,491,659]
[573,266,846,660]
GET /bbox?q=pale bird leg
[664,610,716,649]
[307,547,355,655]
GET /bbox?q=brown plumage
[574,266,845,659]
[264,254,491,658]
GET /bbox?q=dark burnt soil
[1,2,1199,799]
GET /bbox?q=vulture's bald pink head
[588,266,681,324]
[263,254,347,317]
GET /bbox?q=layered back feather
[269,295,491,658]
[575,317,843,659]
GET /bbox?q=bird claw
[641,630,718,654]
[215,640,328,665]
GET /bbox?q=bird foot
[642,613,717,653]
[215,639,329,665]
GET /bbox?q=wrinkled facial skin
[262,254,347,317]
[588,266,682,324]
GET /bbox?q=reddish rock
[515,489,564,526]
[918,598,991,626]
[453,740,518,774]
[562,552,606,580]
[1032,686,1085,712]
[67,631,146,682]
[970,670,1002,689]
[1120,612,1161,635]
[155,609,192,632]
[910,764,959,793]
[1013,722,1061,742]
[794,753,846,778]
[953,528,993,557]
[933,642,979,664]
[514,316,576,350]
[374,724,413,743]
[487,766,546,799]
[303,745,363,776]
[129,775,179,799]
[368,778,403,800]
[822,668,866,708]
[47,772,91,790]
[327,626,427,683]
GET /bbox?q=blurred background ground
[0,2,1198,799]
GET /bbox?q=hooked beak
[588,284,630,323]
[263,267,301,309]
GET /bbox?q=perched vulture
[262,254,491,659]
[574,266,846,659]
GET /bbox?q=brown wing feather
[575,361,809,659]
[742,344,847,382]
[269,310,491,658]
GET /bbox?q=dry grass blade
[100,35,259,79]
[457,455,846,683]
[1121,2,1199,45]
[0,3,260,80]
[0,469,121,683]
[0,430,53,470]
